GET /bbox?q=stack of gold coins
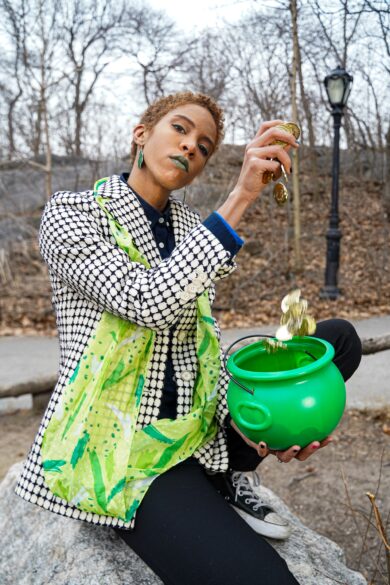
[262,121,301,207]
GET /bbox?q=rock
[252,480,367,585]
[0,463,161,585]
[1,462,367,585]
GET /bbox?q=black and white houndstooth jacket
[14,174,240,530]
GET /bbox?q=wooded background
[1,1,389,188]
[0,0,389,332]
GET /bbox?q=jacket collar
[119,173,172,229]
[96,175,198,269]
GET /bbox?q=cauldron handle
[222,334,275,396]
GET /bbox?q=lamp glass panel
[342,82,352,105]
[327,77,345,105]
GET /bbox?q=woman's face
[137,103,218,191]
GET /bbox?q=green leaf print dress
[41,178,222,524]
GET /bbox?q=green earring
[137,146,144,169]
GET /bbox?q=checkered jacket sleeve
[39,191,239,332]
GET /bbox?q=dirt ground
[2,403,389,584]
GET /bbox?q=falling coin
[262,338,288,354]
[276,289,317,340]
[273,182,289,206]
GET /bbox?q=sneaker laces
[230,470,267,511]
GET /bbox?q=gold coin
[305,315,317,335]
[274,289,317,346]
[281,289,301,313]
[272,122,301,147]
[277,122,301,139]
[273,182,288,206]
[262,170,274,185]
[263,338,287,354]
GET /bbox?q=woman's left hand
[230,419,334,462]
[266,436,334,462]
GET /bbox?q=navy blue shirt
[119,173,244,419]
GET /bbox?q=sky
[146,0,257,31]
[98,0,263,148]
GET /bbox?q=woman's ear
[133,124,149,146]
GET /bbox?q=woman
[15,91,362,584]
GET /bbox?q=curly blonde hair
[130,91,225,166]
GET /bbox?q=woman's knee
[316,318,362,381]
[317,317,355,338]
[328,318,362,357]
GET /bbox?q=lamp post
[320,65,353,300]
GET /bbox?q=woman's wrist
[216,189,253,232]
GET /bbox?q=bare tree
[59,0,126,157]
[364,0,390,218]
[307,0,380,148]
[0,0,27,159]
[310,0,365,67]
[364,1,390,75]
[123,7,195,105]
[180,29,235,101]
[0,0,65,197]
[225,11,291,139]
[290,0,303,273]
[294,9,319,183]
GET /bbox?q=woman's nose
[181,141,196,156]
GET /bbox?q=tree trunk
[7,88,23,159]
[43,100,52,199]
[33,99,43,159]
[362,335,390,355]
[74,71,82,157]
[40,60,52,199]
[385,124,390,221]
[297,43,318,192]
[290,0,303,273]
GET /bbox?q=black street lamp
[320,65,353,300]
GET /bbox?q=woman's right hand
[232,119,300,205]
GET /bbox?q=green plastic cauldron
[225,335,346,450]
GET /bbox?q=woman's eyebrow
[171,114,215,147]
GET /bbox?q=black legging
[113,319,362,585]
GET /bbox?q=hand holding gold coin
[262,122,301,206]
[231,119,300,206]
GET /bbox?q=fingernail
[259,442,266,449]
[311,444,319,449]
[292,447,300,452]
[295,139,300,144]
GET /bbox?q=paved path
[1,315,389,413]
